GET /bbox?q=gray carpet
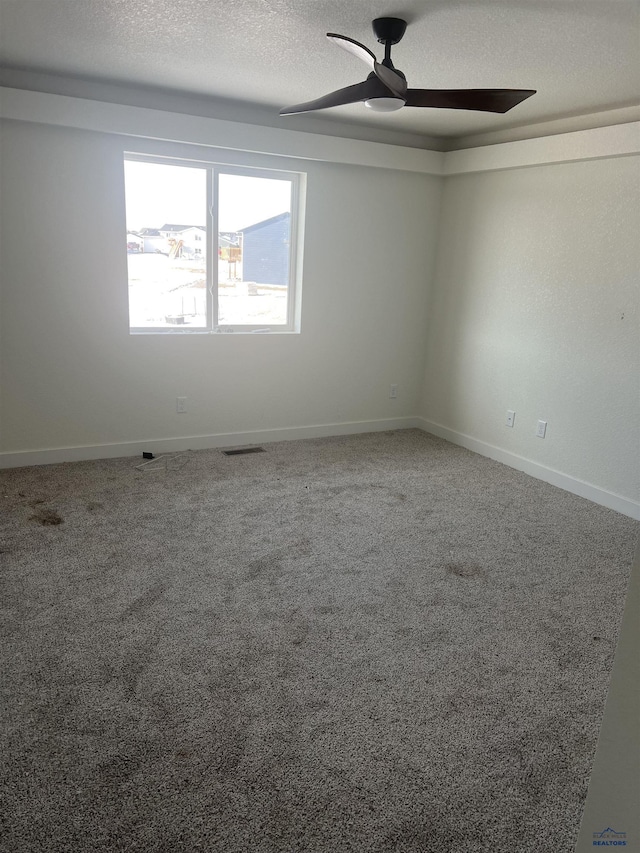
[0,429,637,853]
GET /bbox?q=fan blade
[373,63,407,98]
[280,78,389,115]
[327,33,377,70]
[404,88,536,113]
[326,32,406,98]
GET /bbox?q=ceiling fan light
[364,97,405,112]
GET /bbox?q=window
[124,155,303,333]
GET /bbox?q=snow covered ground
[127,254,287,328]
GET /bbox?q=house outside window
[124,155,304,333]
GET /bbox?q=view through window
[124,157,299,332]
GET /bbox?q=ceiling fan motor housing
[372,18,407,45]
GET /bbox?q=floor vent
[221,447,266,456]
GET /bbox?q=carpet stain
[210,712,249,774]
[118,638,163,698]
[246,538,313,580]
[305,697,329,711]
[247,554,282,579]
[29,508,64,526]
[378,816,466,852]
[95,751,142,786]
[445,562,484,579]
[86,501,103,512]
[288,620,311,646]
[120,581,166,619]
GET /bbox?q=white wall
[420,154,640,508]
[0,118,442,457]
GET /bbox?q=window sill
[129,327,300,335]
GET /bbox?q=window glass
[124,160,208,329]
[218,173,292,327]
[124,156,301,333]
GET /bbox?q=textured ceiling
[0,0,639,147]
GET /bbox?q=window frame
[124,153,303,335]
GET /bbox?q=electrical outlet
[506,410,515,428]
[390,384,398,399]
[177,397,187,413]
[536,419,547,438]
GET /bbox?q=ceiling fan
[280,17,535,116]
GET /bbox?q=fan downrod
[372,17,407,45]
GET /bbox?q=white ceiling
[0,0,639,148]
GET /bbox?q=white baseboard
[0,416,420,470]
[2,415,637,521]
[417,418,640,521]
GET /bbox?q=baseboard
[417,418,640,521]
[2,416,637,521]
[0,416,420,470]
